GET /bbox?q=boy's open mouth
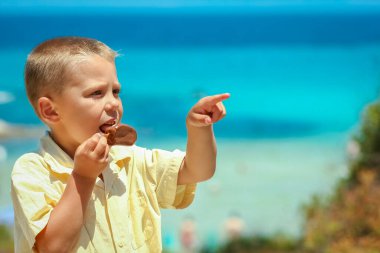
[99,120,117,133]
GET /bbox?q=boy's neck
[48,130,77,159]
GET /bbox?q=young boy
[11,37,229,252]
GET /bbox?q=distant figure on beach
[224,212,245,240]
[180,216,199,253]
[10,36,230,252]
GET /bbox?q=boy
[11,37,229,252]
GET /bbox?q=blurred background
[1,0,380,252]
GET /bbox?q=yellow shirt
[11,134,196,253]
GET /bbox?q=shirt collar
[39,132,133,175]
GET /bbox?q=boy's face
[51,55,123,153]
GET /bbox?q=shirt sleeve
[141,148,196,209]
[11,153,61,250]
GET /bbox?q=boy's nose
[105,96,119,112]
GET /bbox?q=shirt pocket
[129,190,154,250]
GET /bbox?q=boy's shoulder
[12,152,48,177]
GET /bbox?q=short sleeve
[141,148,196,209]
[11,153,62,250]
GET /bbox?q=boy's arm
[177,93,229,185]
[35,134,109,252]
[35,173,95,252]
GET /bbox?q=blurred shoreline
[0,120,45,140]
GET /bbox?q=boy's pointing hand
[186,93,230,128]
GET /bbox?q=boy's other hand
[186,93,230,128]
[73,133,110,179]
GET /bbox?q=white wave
[0,91,14,104]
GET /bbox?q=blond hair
[25,36,118,112]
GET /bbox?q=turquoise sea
[1,7,380,250]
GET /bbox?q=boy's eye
[113,89,120,95]
[91,90,102,96]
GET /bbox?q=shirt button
[118,242,124,248]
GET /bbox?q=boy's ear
[37,97,59,124]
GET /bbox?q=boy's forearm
[178,124,217,185]
[35,172,95,252]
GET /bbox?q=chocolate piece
[105,124,137,146]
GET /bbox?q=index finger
[93,135,109,158]
[83,133,102,151]
[204,93,230,105]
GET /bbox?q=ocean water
[1,8,380,249]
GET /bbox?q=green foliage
[355,102,380,154]
[216,234,300,253]
[350,102,380,183]
[301,101,380,253]
[0,224,13,253]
